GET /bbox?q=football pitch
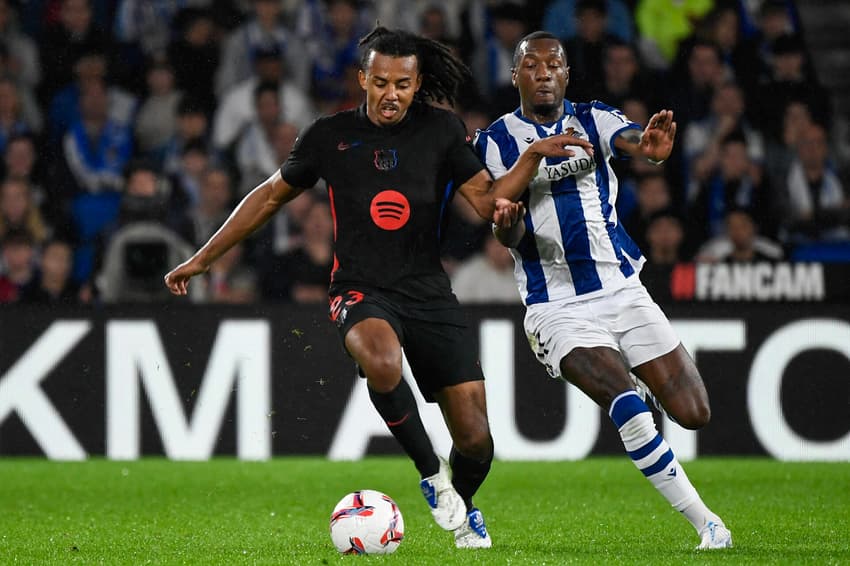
[1,457,847,565]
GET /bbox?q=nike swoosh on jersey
[337,141,361,151]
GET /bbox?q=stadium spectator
[165,26,584,549]
[682,81,764,202]
[212,45,315,152]
[0,44,44,135]
[594,39,658,111]
[184,166,234,249]
[372,0,463,42]
[780,123,850,244]
[167,137,213,214]
[18,238,81,303]
[234,82,284,195]
[621,172,673,252]
[0,177,49,245]
[305,0,370,114]
[216,0,309,97]
[38,0,113,105]
[562,0,622,101]
[167,7,219,115]
[752,32,830,143]
[0,0,42,91]
[762,99,813,193]
[542,0,634,43]
[133,57,182,158]
[676,6,761,97]
[471,2,527,116]
[47,50,137,148]
[161,96,212,178]
[696,207,784,262]
[451,231,520,303]
[687,133,775,253]
[96,160,194,302]
[666,39,727,134]
[0,77,38,158]
[481,31,732,550]
[644,208,687,266]
[0,226,35,302]
[262,197,334,304]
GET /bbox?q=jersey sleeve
[445,112,487,186]
[590,101,643,160]
[472,129,508,179]
[280,120,323,188]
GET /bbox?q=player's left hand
[640,109,676,162]
[493,198,525,228]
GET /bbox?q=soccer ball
[329,489,404,555]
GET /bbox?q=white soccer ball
[329,489,405,555]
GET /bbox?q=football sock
[609,390,721,533]
[368,379,439,478]
[449,437,493,511]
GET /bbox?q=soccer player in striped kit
[476,31,732,550]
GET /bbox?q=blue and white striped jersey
[474,100,645,306]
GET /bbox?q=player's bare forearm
[195,171,296,266]
[616,109,677,163]
[164,171,300,295]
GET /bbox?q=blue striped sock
[610,390,703,523]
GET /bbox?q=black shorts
[328,287,484,402]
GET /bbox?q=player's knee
[453,428,493,460]
[361,354,402,392]
[676,398,711,430]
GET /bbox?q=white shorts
[523,280,679,380]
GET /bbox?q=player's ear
[358,69,367,91]
[414,72,422,92]
[511,67,517,88]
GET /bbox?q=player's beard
[531,102,560,120]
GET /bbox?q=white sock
[610,391,721,532]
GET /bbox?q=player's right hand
[531,132,594,158]
[164,257,209,296]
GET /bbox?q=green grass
[0,457,848,565]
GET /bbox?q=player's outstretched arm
[615,109,677,164]
[164,170,302,296]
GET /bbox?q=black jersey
[281,102,486,301]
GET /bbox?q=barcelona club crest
[374,149,398,171]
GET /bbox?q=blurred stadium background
[0,0,849,562]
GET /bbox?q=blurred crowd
[0,0,847,306]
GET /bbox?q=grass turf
[0,457,847,565]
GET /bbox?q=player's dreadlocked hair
[358,26,472,107]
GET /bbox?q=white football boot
[696,520,733,549]
[419,458,466,530]
[454,507,492,549]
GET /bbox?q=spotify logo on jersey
[370,190,410,230]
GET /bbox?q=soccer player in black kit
[165,26,591,549]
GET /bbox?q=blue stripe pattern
[641,449,675,477]
[610,391,675,478]
[437,181,454,242]
[575,103,634,279]
[517,195,549,304]
[609,391,647,428]
[627,433,663,461]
